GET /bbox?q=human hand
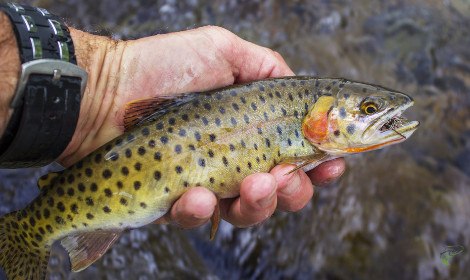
[65,26,345,228]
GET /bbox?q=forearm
[0,11,20,136]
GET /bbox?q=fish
[0,76,419,279]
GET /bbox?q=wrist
[0,11,20,136]
[60,28,126,165]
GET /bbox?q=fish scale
[0,76,419,279]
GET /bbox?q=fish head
[302,81,419,155]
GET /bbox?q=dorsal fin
[61,230,122,272]
[124,93,199,131]
[37,171,62,189]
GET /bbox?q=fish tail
[0,211,50,280]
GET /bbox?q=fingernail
[280,173,301,195]
[327,164,344,177]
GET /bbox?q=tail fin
[0,212,50,280]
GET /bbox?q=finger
[155,187,217,228]
[306,158,346,186]
[270,164,314,212]
[220,173,277,228]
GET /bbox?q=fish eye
[361,101,378,115]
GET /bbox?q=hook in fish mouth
[364,102,419,143]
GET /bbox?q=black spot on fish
[287,139,292,146]
[169,117,176,125]
[125,149,132,158]
[294,110,299,118]
[347,124,356,134]
[230,90,237,96]
[232,103,239,111]
[229,144,235,151]
[160,136,169,144]
[339,107,346,118]
[182,114,189,121]
[275,91,281,98]
[56,187,64,197]
[231,117,237,126]
[46,197,54,207]
[343,93,350,99]
[67,174,75,184]
[67,188,75,197]
[164,187,170,193]
[156,122,164,130]
[86,197,94,206]
[219,107,226,114]
[184,181,189,187]
[141,127,150,136]
[175,166,183,174]
[103,206,111,213]
[121,166,129,176]
[55,216,64,224]
[281,108,287,116]
[178,129,187,137]
[281,82,286,87]
[259,85,265,91]
[134,181,141,190]
[236,166,241,173]
[209,177,215,184]
[240,96,247,104]
[334,130,340,137]
[288,93,294,101]
[120,198,128,206]
[259,95,266,103]
[277,126,282,135]
[315,80,320,87]
[208,150,214,158]
[154,152,162,161]
[102,169,112,179]
[241,140,246,148]
[202,117,209,126]
[268,92,274,98]
[257,127,263,134]
[198,158,206,167]
[265,138,271,148]
[57,202,65,212]
[295,129,300,138]
[264,112,269,121]
[127,134,135,142]
[90,183,98,192]
[325,86,331,91]
[154,171,161,181]
[247,162,252,169]
[43,208,50,219]
[215,117,221,126]
[134,162,142,171]
[254,143,258,150]
[104,188,113,197]
[194,132,201,141]
[270,105,275,113]
[29,217,36,227]
[71,204,78,214]
[148,140,156,148]
[222,156,228,166]
[175,144,182,154]
[251,102,257,111]
[209,134,216,142]
[86,213,94,220]
[188,144,196,151]
[244,114,250,124]
[138,146,146,156]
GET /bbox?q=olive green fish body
[0,77,419,279]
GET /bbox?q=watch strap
[0,3,86,168]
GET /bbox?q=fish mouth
[364,102,419,144]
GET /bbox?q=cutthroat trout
[0,77,419,279]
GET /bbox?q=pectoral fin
[61,230,122,272]
[281,151,328,175]
[210,198,221,240]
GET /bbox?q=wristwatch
[0,3,87,168]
